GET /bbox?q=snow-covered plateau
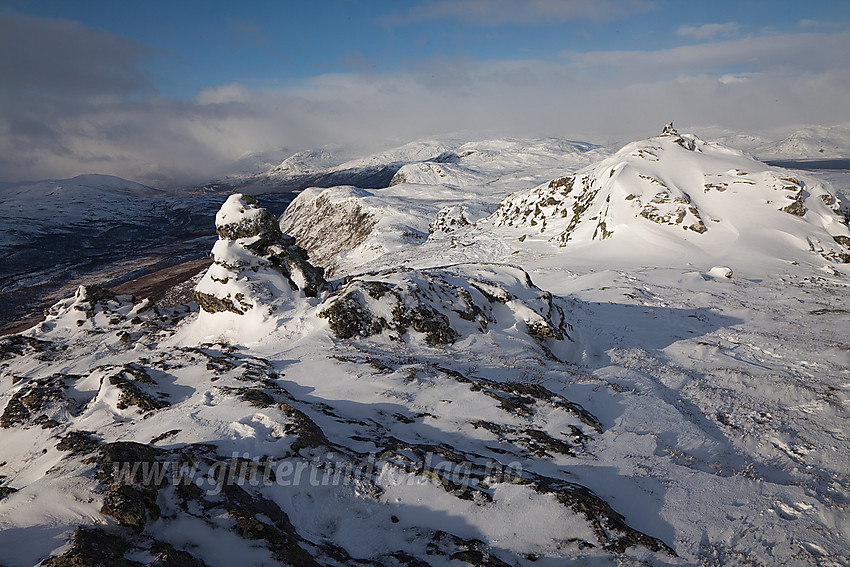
[0,126,849,566]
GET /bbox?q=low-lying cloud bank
[1,11,848,187]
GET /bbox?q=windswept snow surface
[1,130,849,566]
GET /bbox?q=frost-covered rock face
[193,195,325,336]
[492,127,850,264]
[319,263,574,358]
[278,188,380,271]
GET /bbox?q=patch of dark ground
[0,257,212,337]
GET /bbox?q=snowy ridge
[280,138,603,278]
[753,123,850,160]
[390,138,600,188]
[266,148,342,178]
[0,174,166,248]
[332,139,458,171]
[0,174,164,199]
[491,125,850,269]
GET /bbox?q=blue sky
[1,0,849,184]
[7,0,848,95]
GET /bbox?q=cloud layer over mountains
[1,8,848,186]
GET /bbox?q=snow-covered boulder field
[1,128,849,566]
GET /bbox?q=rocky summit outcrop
[491,125,850,265]
[318,263,575,359]
[194,194,325,317]
[428,204,473,237]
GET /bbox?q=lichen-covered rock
[193,194,326,327]
[0,334,57,362]
[214,194,282,241]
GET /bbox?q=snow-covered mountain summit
[753,123,850,160]
[266,149,342,178]
[490,124,850,269]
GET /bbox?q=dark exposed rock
[150,429,180,444]
[534,478,676,555]
[55,431,100,455]
[101,484,153,532]
[240,388,276,407]
[393,304,457,346]
[0,334,57,361]
[41,527,142,567]
[432,365,601,432]
[319,292,388,340]
[428,531,511,567]
[783,192,806,216]
[1,374,71,428]
[106,367,169,413]
[429,205,473,236]
[523,428,575,457]
[193,290,243,315]
[280,402,329,453]
[40,526,210,567]
[833,235,850,247]
[95,442,167,532]
[215,195,282,241]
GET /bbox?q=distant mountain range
[752,123,850,160]
[220,123,850,195]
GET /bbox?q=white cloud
[718,73,750,84]
[0,13,847,187]
[195,83,254,104]
[388,0,657,25]
[562,32,850,76]
[676,22,740,41]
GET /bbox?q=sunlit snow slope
[490,125,850,270]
